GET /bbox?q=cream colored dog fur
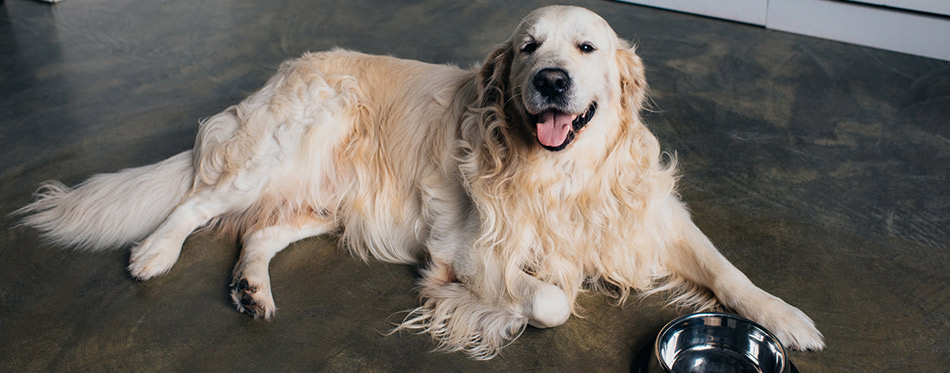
[18,6,824,359]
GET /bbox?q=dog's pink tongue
[536,111,575,147]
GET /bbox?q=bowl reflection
[652,313,789,373]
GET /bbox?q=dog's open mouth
[529,102,597,151]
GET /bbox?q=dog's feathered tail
[15,151,195,250]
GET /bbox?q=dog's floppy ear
[616,41,649,115]
[471,42,515,169]
[477,42,513,110]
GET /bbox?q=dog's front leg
[662,197,825,351]
[230,214,334,319]
[404,182,572,358]
[398,247,573,359]
[516,270,572,329]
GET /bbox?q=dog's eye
[578,43,596,54]
[521,42,539,54]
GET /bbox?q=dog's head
[477,5,647,153]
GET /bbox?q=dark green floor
[2,0,948,371]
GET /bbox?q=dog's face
[502,6,628,152]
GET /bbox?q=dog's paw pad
[230,277,275,319]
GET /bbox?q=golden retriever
[18,6,824,359]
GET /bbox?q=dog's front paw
[526,282,570,328]
[756,298,825,351]
[230,277,276,320]
[128,238,181,280]
[393,281,528,360]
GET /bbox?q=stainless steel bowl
[648,312,792,373]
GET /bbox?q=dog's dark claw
[241,292,255,307]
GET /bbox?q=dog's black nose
[533,68,571,99]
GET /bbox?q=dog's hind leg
[230,214,334,319]
[661,197,825,351]
[127,190,238,280]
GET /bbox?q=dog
[17,6,824,359]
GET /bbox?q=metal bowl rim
[653,312,789,372]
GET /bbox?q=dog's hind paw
[128,238,181,280]
[230,277,276,320]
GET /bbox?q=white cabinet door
[846,0,950,17]
[618,0,950,61]
[614,0,768,25]
[767,0,950,61]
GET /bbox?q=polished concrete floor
[2,0,948,371]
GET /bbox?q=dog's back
[18,49,477,265]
